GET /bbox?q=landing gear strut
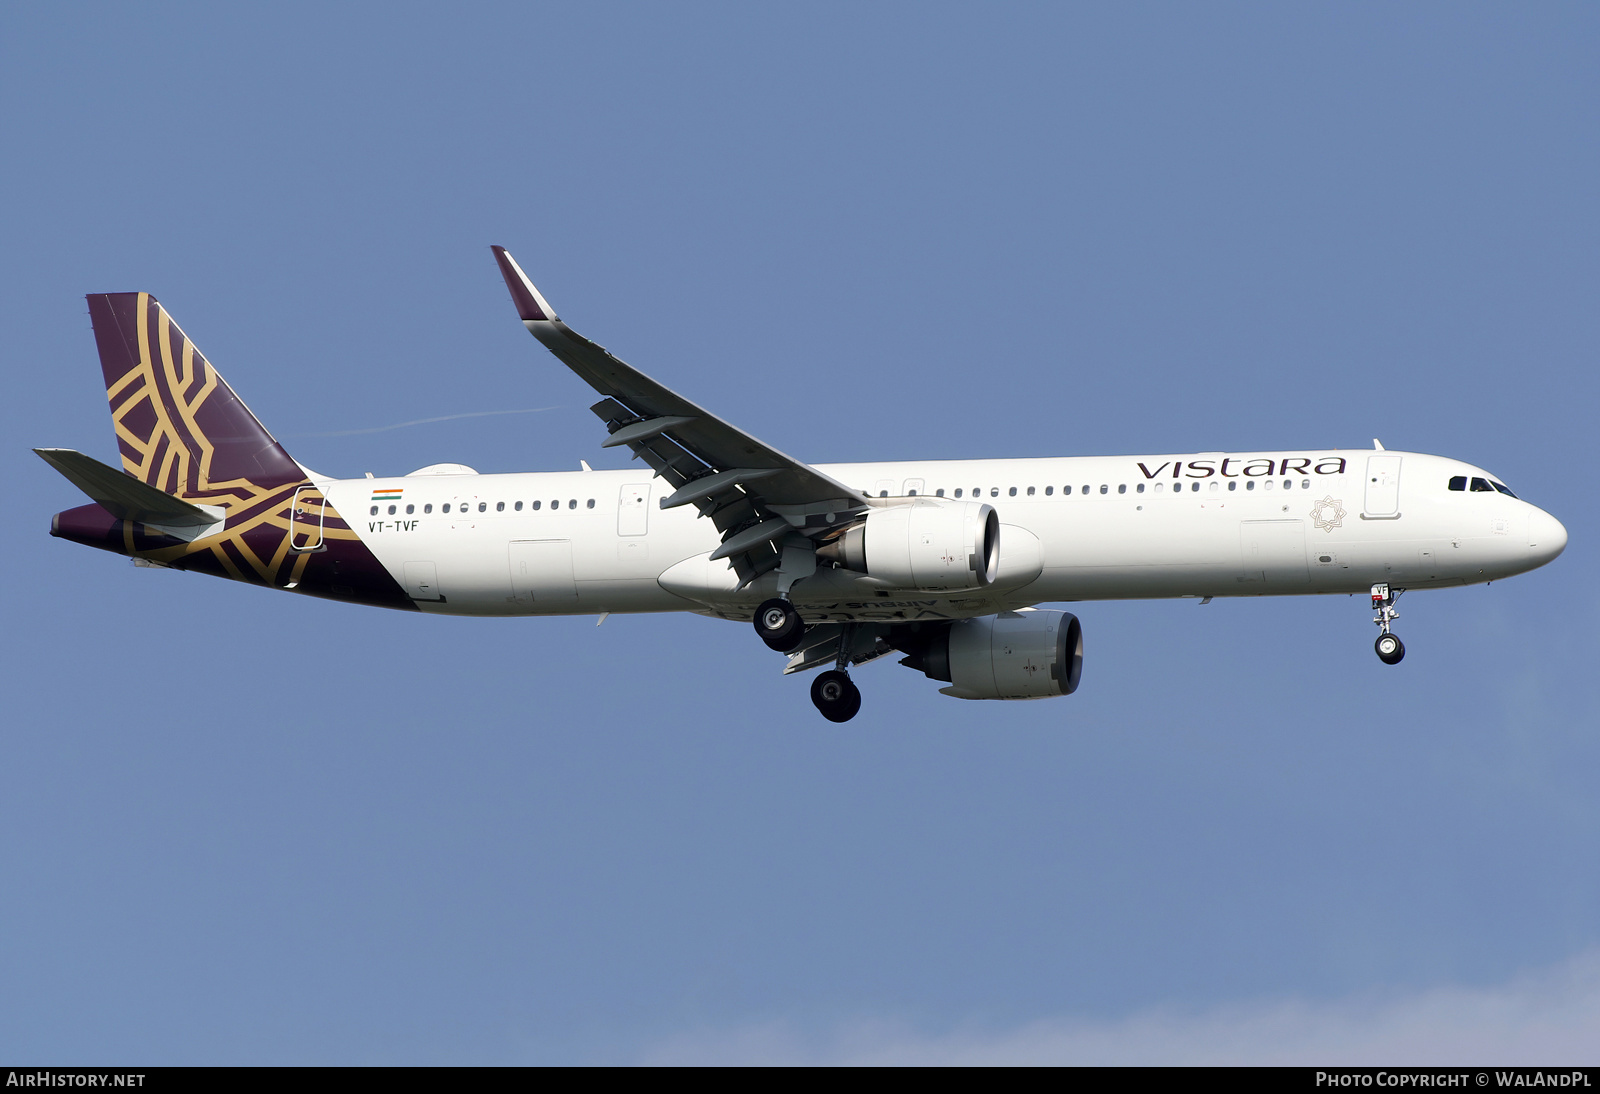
[753,597,804,652]
[1371,583,1405,665]
[808,621,863,722]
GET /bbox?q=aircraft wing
[492,246,869,585]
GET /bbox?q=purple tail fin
[88,292,303,496]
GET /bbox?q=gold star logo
[1310,496,1346,532]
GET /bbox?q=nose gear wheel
[1375,633,1405,664]
[1370,583,1405,665]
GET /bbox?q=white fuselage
[321,449,1566,623]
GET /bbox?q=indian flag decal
[371,488,403,502]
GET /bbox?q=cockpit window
[1470,477,1494,492]
[1491,481,1517,498]
[1448,476,1466,492]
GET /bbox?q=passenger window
[1100,484,1108,495]
[879,490,888,497]
[1471,477,1494,492]
[1118,484,1127,494]
[1044,486,1053,496]
[388,504,396,515]
[406,504,414,514]
[569,499,577,509]
[1246,481,1255,491]
[1136,483,1145,494]
[1265,480,1275,491]
[514,501,523,511]
[369,506,378,515]
[1154,483,1164,494]
[1301,479,1310,490]
[587,499,595,508]
[532,500,541,510]
[551,500,559,509]
[935,488,945,497]
[1208,482,1217,494]
[1227,481,1236,491]
[1190,482,1200,492]
[1448,476,1467,491]
[443,503,451,513]
[479,502,487,512]
[1282,480,1291,490]
[424,503,432,514]
[954,488,963,498]
[991,487,999,497]
[496,501,505,512]
[1082,485,1090,495]
[1491,481,1517,498]
[1009,487,1018,497]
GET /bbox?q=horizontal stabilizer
[35,448,225,529]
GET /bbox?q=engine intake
[820,500,999,591]
[898,611,1083,700]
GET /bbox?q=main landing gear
[1371,583,1405,665]
[810,620,863,722]
[753,597,804,652]
[754,598,864,722]
[808,621,864,722]
[810,669,862,723]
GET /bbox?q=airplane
[37,246,1568,722]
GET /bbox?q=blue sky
[3,2,1597,1064]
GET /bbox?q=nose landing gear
[1371,583,1405,665]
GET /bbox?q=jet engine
[819,500,999,591]
[896,610,1083,700]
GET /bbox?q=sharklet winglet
[490,246,558,323]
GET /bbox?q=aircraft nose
[1528,507,1567,566]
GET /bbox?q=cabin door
[1364,455,1403,518]
[289,485,325,551]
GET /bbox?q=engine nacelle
[901,610,1083,700]
[822,500,999,591]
